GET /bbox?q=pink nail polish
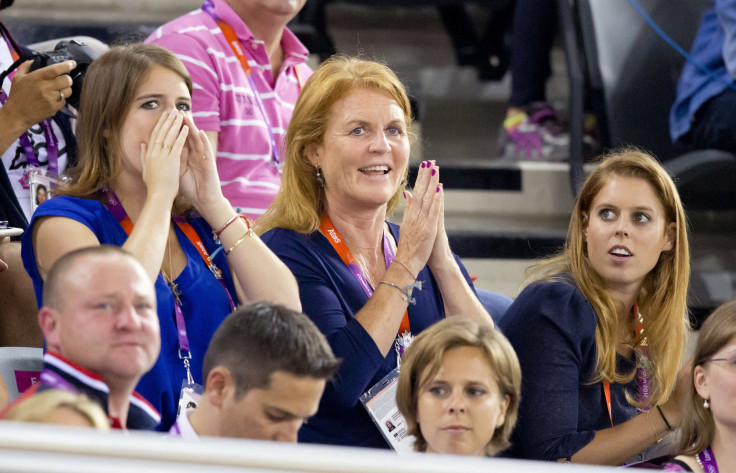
[431,169,436,176]
[436,186,440,193]
[403,191,406,199]
[420,161,425,168]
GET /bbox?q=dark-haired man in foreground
[170,302,339,441]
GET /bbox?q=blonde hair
[396,318,521,456]
[524,148,690,407]
[58,43,193,214]
[256,55,412,235]
[5,389,110,429]
[677,300,736,456]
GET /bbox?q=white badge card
[360,367,416,453]
[28,169,61,213]
[176,380,203,421]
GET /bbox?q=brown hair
[524,148,690,407]
[202,302,340,398]
[256,55,412,235]
[677,300,736,455]
[396,318,521,456]
[59,43,192,212]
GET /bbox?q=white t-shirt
[1,36,68,221]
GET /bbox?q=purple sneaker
[500,102,570,161]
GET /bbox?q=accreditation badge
[360,367,416,453]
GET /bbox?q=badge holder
[176,349,203,420]
[360,368,416,453]
[28,168,63,213]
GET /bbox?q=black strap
[664,459,694,471]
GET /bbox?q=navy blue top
[21,196,237,431]
[262,222,478,448]
[498,280,637,461]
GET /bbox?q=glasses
[707,357,736,369]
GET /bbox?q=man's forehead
[62,254,151,296]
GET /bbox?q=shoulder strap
[665,459,694,471]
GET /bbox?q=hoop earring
[315,167,325,187]
[703,398,710,409]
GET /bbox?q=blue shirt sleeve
[498,281,598,460]
[262,227,385,410]
[716,0,736,78]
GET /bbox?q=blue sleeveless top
[21,196,237,430]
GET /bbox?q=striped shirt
[146,0,311,219]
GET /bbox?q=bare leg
[0,242,42,348]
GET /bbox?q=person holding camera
[0,1,78,226]
[0,0,80,348]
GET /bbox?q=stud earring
[400,177,406,186]
[315,167,325,187]
[704,398,710,409]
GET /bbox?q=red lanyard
[319,215,411,337]
[603,302,646,428]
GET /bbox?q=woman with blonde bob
[397,317,521,457]
[258,56,500,448]
[663,300,736,471]
[4,389,110,429]
[21,44,299,430]
[499,149,691,464]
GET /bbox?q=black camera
[30,39,99,110]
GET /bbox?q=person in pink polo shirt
[147,0,311,220]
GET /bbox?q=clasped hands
[397,160,454,277]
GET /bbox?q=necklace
[161,227,182,306]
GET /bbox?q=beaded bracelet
[225,229,253,255]
[213,214,252,240]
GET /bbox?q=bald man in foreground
[1,245,161,429]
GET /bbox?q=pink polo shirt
[147,0,311,219]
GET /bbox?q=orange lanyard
[319,215,410,336]
[117,213,223,281]
[215,18,304,91]
[602,302,644,428]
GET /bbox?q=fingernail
[436,186,440,193]
[402,191,406,199]
[420,161,425,168]
[431,169,435,176]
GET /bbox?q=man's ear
[662,222,676,252]
[205,366,234,408]
[38,307,61,352]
